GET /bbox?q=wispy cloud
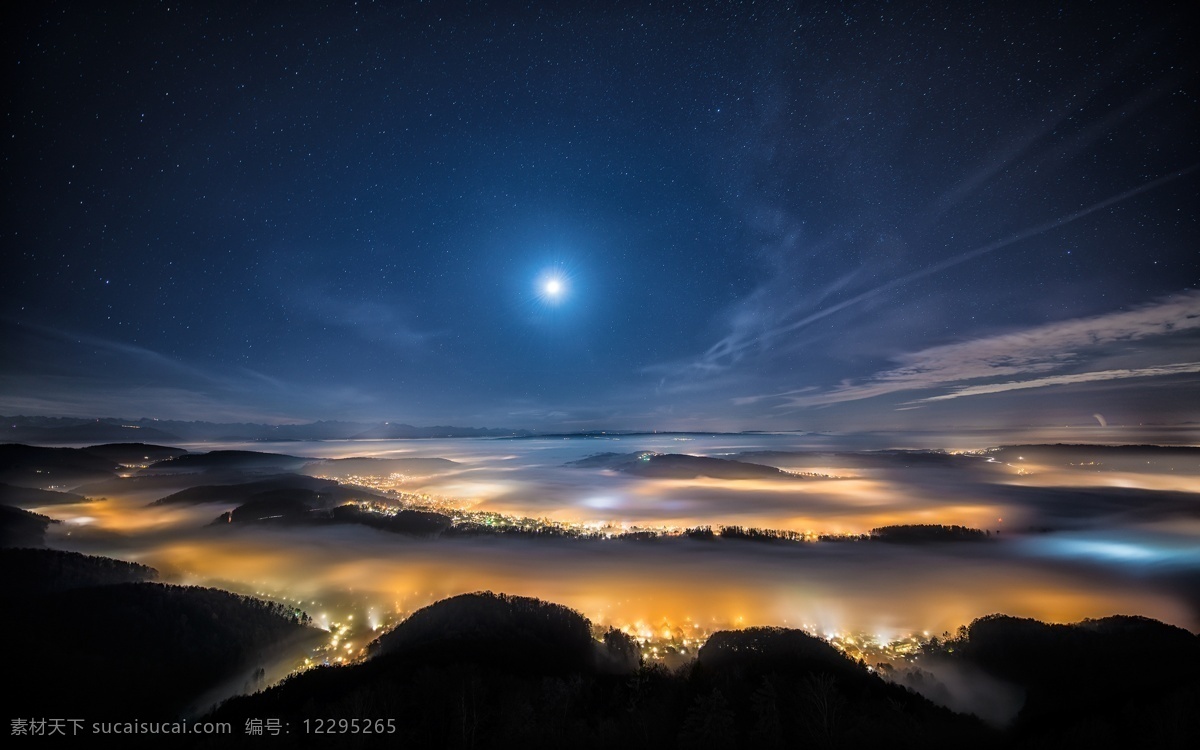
[290,285,438,349]
[0,321,371,422]
[915,363,1200,403]
[762,291,1200,408]
[654,165,1198,391]
[15,320,296,392]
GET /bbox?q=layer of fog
[27,434,1200,639]
[46,518,1194,637]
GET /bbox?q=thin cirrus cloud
[745,290,1200,409]
[916,362,1200,403]
[0,321,327,421]
[287,283,438,349]
[657,164,1198,392]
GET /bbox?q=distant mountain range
[0,415,804,444]
[568,451,816,480]
[0,415,535,443]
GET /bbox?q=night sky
[4,1,1197,431]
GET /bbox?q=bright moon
[537,270,568,303]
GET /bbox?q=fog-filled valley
[3,433,1198,746]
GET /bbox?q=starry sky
[4,1,1197,431]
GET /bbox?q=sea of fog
[40,433,1200,647]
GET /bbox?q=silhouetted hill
[0,444,117,488]
[0,481,88,507]
[193,596,1200,749]
[737,448,981,472]
[206,593,644,748]
[9,579,319,718]
[216,484,355,520]
[140,450,310,475]
[989,444,1200,473]
[0,443,190,495]
[698,626,872,678]
[920,614,1200,747]
[204,594,992,750]
[76,470,289,498]
[155,478,392,527]
[327,504,453,535]
[152,474,344,505]
[569,452,805,480]
[217,489,332,523]
[372,592,600,673]
[211,500,454,535]
[0,547,156,594]
[301,456,460,479]
[691,627,991,748]
[0,505,57,547]
[81,442,187,464]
